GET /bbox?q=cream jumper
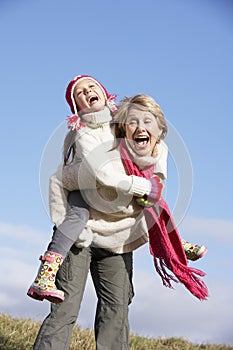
[49,107,168,253]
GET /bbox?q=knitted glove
[136,175,163,207]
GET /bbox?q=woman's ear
[152,143,160,158]
[156,130,163,144]
[159,128,166,141]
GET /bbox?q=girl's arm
[62,124,157,198]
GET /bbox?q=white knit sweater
[49,107,168,253]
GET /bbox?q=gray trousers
[48,190,89,256]
[33,245,134,350]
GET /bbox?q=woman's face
[125,108,161,156]
[74,79,106,113]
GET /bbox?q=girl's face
[125,108,161,157]
[74,79,106,113]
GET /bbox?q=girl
[27,75,164,304]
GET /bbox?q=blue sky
[1,0,233,346]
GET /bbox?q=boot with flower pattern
[27,251,65,303]
[182,239,207,261]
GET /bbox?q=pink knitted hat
[65,75,116,115]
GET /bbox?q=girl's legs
[27,190,90,303]
[33,245,91,350]
[91,249,134,350]
[48,190,90,256]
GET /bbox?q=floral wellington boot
[182,240,207,261]
[27,251,65,303]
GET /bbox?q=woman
[32,88,208,350]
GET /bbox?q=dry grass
[0,313,232,350]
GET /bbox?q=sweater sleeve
[62,161,81,191]
[72,127,152,197]
[49,166,69,227]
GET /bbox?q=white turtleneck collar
[81,106,112,128]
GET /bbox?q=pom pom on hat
[65,75,116,115]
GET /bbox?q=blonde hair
[114,94,167,141]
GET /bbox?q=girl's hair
[114,94,168,141]
[63,129,77,165]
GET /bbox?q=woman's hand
[136,175,163,207]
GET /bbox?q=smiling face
[73,78,106,113]
[125,107,162,157]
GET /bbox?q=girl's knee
[72,206,89,222]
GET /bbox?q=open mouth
[134,136,150,146]
[89,96,99,105]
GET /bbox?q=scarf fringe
[153,257,178,288]
[148,205,209,301]
[152,254,208,300]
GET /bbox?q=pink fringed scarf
[120,139,208,300]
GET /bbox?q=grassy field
[0,313,232,350]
